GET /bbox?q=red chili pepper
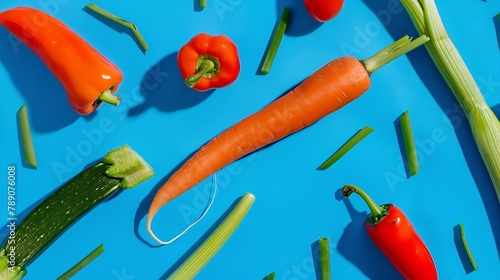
[0,6,123,115]
[342,184,438,280]
[304,0,344,22]
[177,33,240,92]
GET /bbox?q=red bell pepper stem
[342,184,388,224]
[185,56,219,88]
[97,89,120,106]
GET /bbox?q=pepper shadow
[336,189,403,280]
[159,197,242,278]
[362,0,500,259]
[276,0,322,37]
[127,52,213,116]
[0,28,80,132]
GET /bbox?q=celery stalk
[401,0,500,202]
[17,104,38,168]
[57,244,104,280]
[167,193,255,280]
[400,110,419,176]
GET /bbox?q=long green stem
[342,185,388,225]
[167,193,255,279]
[400,110,419,176]
[17,104,37,168]
[260,7,291,74]
[401,0,500,203]
[86,3,148,52]
[57,244,104,280]
[319,237,331,280]
[459,224,478,271]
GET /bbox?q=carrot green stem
[318,126,374,170]
[266,272,276,280]
[362,35,429,75]
[260,7,291,74]
[167,193,255,280]
[319,237,331,280]
[400,110,419,176]
[57,244,104,280]
[459,224,478,271]
[17,104,38,168]
[86,3,148,52]
[97,89,120,106]
[200,0,207,8]
[342,184,388,225]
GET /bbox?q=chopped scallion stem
[57,243,104,280]
[266,272,276,280]
[17,104,38,168]
[400,110,419,176]
[319,237,331,280]
[401,0,500,203]
[167,193,256,280]
[318,126,374,170]
[459,224,478,271]
[86,3,148,52]
[260,7,291,74]
[200,0,207,8]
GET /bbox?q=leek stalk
[401,0,500,202]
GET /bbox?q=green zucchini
[0,145,154,279]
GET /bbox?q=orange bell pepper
[0,6,123,115]
[177,33,240,92]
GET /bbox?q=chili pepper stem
[185,59,217,88]
[342,184,386,219]
[97,89,120,106]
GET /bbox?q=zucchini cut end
[0,253,27,280]
[102,145,154,188]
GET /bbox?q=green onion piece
[319,237,331,280]
[167,193,256,280]
[86,3,148,52]
[266,272,276,280]
[400,110,419,176]
[401,0,500,203]
[17,104,38,168]
[57,244,104,280]
[200,0,207,8]
[260,7,291,74]
[459,224,478,271]
[318,126,374,170]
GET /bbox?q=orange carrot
[147,35,428,243]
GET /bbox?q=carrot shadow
[362,0,500,259]
[276,0,322,37]
[336,189,403,280]
[0,27,80,132]
[159,197,242,278]
[127,52,213,117]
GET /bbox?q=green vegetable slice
[319,237,331,280]
[17,104,37,168]
[459,224,478,271]
[400,110,419,176]
[86,3,148,52]
[167,193,255,280]
[318,126,374,170]
[260,7,291,74]
[200,0,207,8]
[57,244,104,280]
[266,272,276,280]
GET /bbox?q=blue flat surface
[1,0,500,279]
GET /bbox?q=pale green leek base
[0,254,26,280]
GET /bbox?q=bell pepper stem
[97,89,120,106]
[342,184,385,219]
[185,59,216,88]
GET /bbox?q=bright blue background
[0,0,499,279]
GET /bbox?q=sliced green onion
[401,0,500,203]
[266,272,276,280]
[86,3,148,52]
[17,104,38,168]
[167,193,256,280]
[459,224,478,271]
[400,110,419,176]
[318,126,374,170]
[319,237,331,280]
[260,7,291,74]
[200,0,207,8]
[57,244,104,280]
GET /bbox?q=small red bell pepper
[177,33,240,92]
[0,6,123,115]
[342,184,438,280]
